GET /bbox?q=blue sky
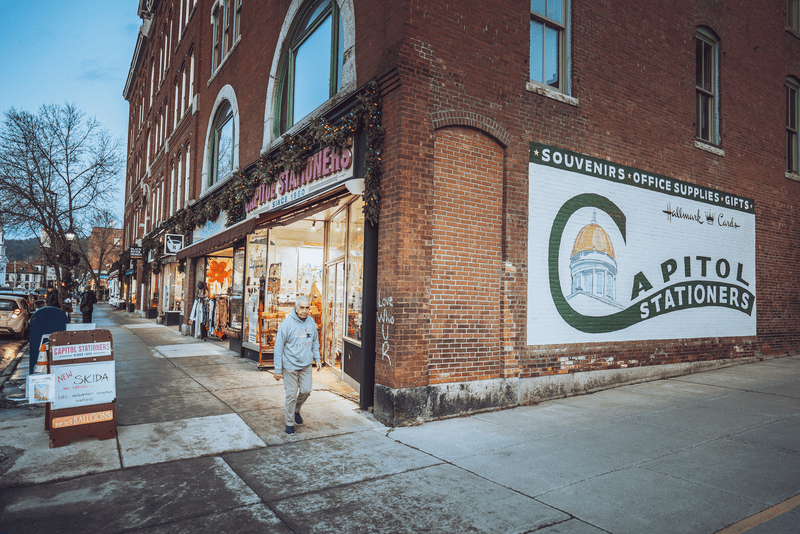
[0,1,142,233]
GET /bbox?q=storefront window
[162,263,185,312]
[150,272,159,309]
[346,198,364,341]
[244,229,268,344]
[328,207,347,261]
[230,247,245,329]
[239,198,364,383]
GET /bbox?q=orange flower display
[206,260,231,285]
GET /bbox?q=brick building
[122,0,800,425]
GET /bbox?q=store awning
[176,217,256,260]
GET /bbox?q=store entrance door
[323,261,345,375]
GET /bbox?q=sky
[0,1,142,236]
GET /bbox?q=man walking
[79,288,97,323]
[273,294,321,435]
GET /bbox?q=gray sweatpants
[283,365,313,427]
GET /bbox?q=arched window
[277,0,343,133]
[208,101,234,187]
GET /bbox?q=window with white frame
[695,27,719,144]
[788,77,799,174]
[212,6,221,71]
[208,101,234,187]
[276,0,342,134]
[789,0,799,32]
[234,0,242,41]
[530,0,567,92]
[211,1,240,74]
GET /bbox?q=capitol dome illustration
[567,212,624,314]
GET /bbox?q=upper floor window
[277,0,343,133]
[789,0,799,32]
[212,5,221,71]
[234,0,242,41]
[208,101,234,187]
[788,77,799,174]
[695,27,719,144]
[530,0,566,91]
[211,0,241,74]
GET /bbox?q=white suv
[0,295,31,340]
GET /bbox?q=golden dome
[571,223,615,259]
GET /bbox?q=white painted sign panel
[52,361,116,410]
[527,142,756,345]
[51,341,112,362]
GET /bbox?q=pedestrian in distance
[273,294,321,435]
[46,286,60,309]
[80,289,97,324]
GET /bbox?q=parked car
[0,295,31,339]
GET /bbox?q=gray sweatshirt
[273,309,320,374]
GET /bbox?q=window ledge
[694,140,725,157]
[526,81,579,107]
[206,37,242,88]
[199,172,235,200]
[786,27,800,40]
[786,171,800,182]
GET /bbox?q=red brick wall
[124,0,800,405]
[370,0,800,394]
[429,127,503,384]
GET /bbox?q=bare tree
[73,210,122,294]
[0,103,123,300]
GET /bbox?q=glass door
[323,261,345,372]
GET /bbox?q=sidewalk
[0,303,798,533]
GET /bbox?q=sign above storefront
[193,211,227,243]
[164,234,184,254]
[245,144,353,217]
[129,247,142,258]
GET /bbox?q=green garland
[140,80,382,273]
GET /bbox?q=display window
[192,251,234,339]
[346,198,364,341]
[162,263,184,312]
[240,196,364,382]
[150,272,159,309]
[230,247,245,329]
[244,229,269,344]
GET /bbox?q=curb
[0,343,28,392]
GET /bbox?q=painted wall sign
[51,341,113,362]
[192,211,227,243]
[527,141,756,345]
[245,145,353,216]
[52,361,116,410]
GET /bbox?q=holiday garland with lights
[139,80,382,270]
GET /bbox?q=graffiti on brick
[377,290,394,365]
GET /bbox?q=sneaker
[285,425,295,435]
[294,412,303,425]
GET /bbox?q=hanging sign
[164,234,184,254]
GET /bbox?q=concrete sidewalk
[1,303,799,533]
